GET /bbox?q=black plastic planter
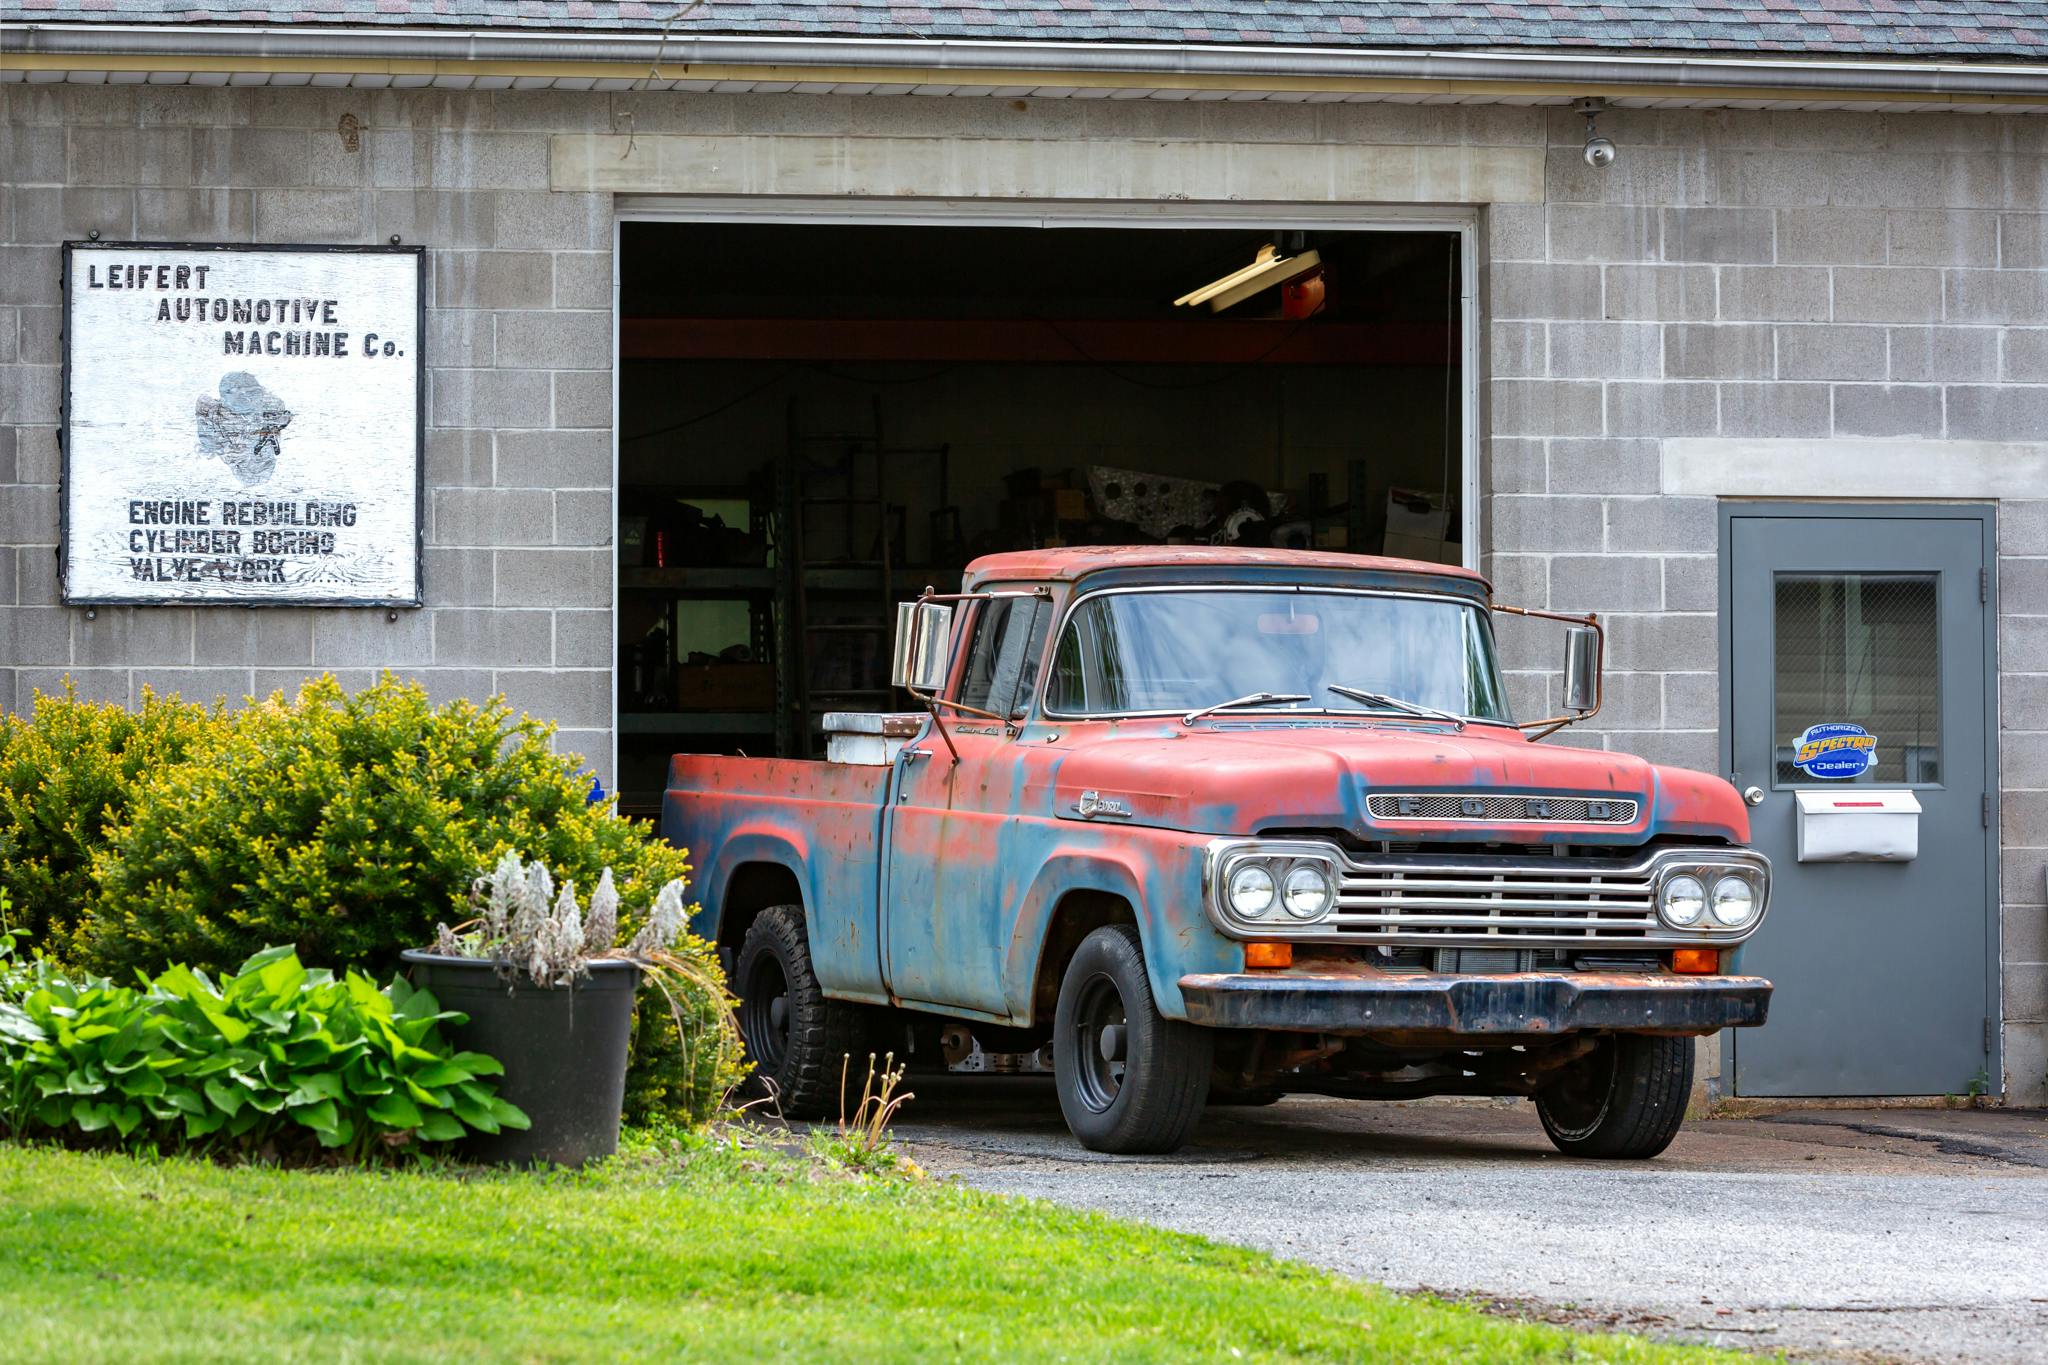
[401,951,641,1168]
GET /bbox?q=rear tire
[1535,1033,1694,1159]
[734,905,867,1121]
[1052,925,1212,1154]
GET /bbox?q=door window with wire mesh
[1773,574,1939,784]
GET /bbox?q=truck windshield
[1046,588,1513,724]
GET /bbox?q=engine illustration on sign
[195,371,293,485]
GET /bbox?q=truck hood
[1042,720,1747,845]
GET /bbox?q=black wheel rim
[1070,972,1128,1114]
[1543,1039,1618,1139]
[741,951,791,1073]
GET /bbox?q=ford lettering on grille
[1367,793,1639,825]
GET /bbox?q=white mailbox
[1795,789,1921,863]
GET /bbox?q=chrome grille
[1366,792,1638,824]
[1331,854,1660,945]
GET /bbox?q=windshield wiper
[1181,691,1312,727]
[1327,685,1466,731]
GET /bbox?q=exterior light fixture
[1576,96,1615,169]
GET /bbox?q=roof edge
[8,25,2048,105]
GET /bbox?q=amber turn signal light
[1244,942,1293,970]
[1671,949,1719,975]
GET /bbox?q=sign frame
[59,239,427,609]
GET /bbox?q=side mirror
[1562,623,1601,715]
[890,601,954,694]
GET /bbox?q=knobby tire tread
[742,905,866,1121]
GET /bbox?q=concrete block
[551,728,613,787]
[1486,438,1545,494]
[1777,207,1886,265]
[135,188,255,241]
[1549,555,1664,613]
[1490,263,1602,321]
[554,490,612,546]
[1488,495,1604,553]
[2005,963,2048,1024]
[423,132,551,191]
[1709,150,1830,208]
[0,607,71,666]
[0,126,66,184]
[2003,330,2048,382]
[553,371,614,430]
[1486,202,1545,263]
[1835,267,1944,323]
[77,608,193,667]
[19,668,126,707]
[426,429,495,488]
[2006,1026,2048,1108]
[1488,379,1603,438]
[367,129,419,187]
[492,191,611,250]
[130,668,250,708]
[1601,727,1718,775]
[1546,322,1660,380]
[0,545,13,606]
[429,368,551,430]
[489,90,617,134]
[1546,145,1693,210]
[310,608,434,668]
[1888,209,1998,267]
[0,364,59,427]
[1998,656,2048,722]
[496,430,610,489]
[554,252,613,311]
[2004,788,2048,849]
[1660,208,1774,264]
[1719,382,1832,438]
[1945,270,2048,325]
[1718,267,1830,323]
[1547,438,1661,494]
[494,548,609,608]
[1830,151,2000,210]
[0,246,62,306]
[1833,383,1943,438]
[1546,205,1660,263]
[1605,382,1716,438]
[1605,611,1718,673]
[1605,496,1717,555]
[433,488,552,547]
[2001,501,2048,555]
[304,133,371,190]
[433,251,552,310]
[553,608,613,668]
[1664,324,1773,381]
[2003,848,2048,907]
[2003,730,2048,791]
[1602,264,1714,323]
[0,483,56,545]
[194,610,316,667]
[375,190,497,251]
[1663,669,1720,728]
[1889,326,1998,382]
[13,188,138,247]
[16,543,59,605]
[1483,552,1547,605]
[491,666,610,729]
[194,128,311,188]
[1776,326,1887,381]
[426,311,494,369]
[253,190,368,242]
[496,309,611,371]
[68,127,193,189]
[1947,386,2048,443]
[17,309,58,365]
[1490,322,1545,379]
[433,607,553,668]
[2000,615,2048,675]
[2000,213,2048,269]
[424,546,495,607]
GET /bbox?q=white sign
[63,243,423,606]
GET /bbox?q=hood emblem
[1369,793,1638,825]
[1073,790,1132,820]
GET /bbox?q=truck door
[884,595,1051,1016]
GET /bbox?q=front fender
[1001,829,1240,1025]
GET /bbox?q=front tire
[1052,925,1212,1154]
[734,905,866,1120]
[1535,1033,1694,1159]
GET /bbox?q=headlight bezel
[1653,859,1768,935]
[1211,844,1341,933]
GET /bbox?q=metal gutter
[7,23,2048,102]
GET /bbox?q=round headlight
[1711,875,1756,927]
[1281,863,1333,920]
[1661,874,1707,927]
[1228,863,1276,919]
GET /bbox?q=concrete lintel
[1665,437,2048,500]
[548,132,1544,204]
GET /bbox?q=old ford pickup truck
[662,547,1772,1156]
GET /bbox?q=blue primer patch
[1792,722,1878,780]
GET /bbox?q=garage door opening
[615,214,1468,810]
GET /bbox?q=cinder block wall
[1482,106,2048,1103]
[0,83,616,779]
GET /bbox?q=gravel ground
[881,1077,2048,1364]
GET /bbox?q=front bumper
[1177,969,1772,1035]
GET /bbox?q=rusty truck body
[662,546,1772,1156]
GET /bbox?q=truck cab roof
[962,545,1489,593]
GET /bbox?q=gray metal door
[1725,508,1995,1097]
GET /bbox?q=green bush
[0,685,216,961]
[0,935,525,1161]
[0,673,735,1128]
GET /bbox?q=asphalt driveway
[884,1077,2048,1364]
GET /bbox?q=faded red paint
[964,544,1488,590]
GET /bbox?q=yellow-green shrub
[0,686,217,961]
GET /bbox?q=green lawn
[0,1136,1752,1363]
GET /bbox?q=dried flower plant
[438,853,693,988]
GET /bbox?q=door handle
[1742,786,1765,807]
